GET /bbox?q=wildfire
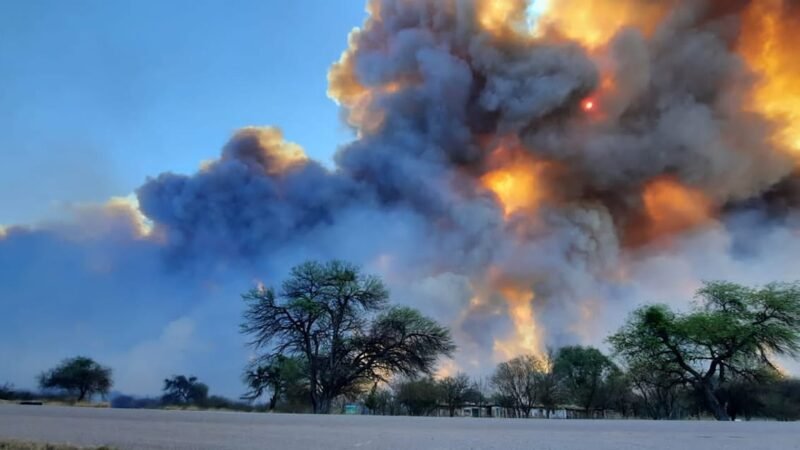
[535,0,667,49]
[477,0,528,36]
[493,286,543,361]
[481,145,547,217]
[641,178,714,240]
[739,0,800,157]
[581,98,595,112]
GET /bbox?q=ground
[1,404,798,450]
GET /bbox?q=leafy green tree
[491,354,543,418]
[609,281,800,421]
[242,355,307,410]
[395,377,439,416]
[437,372,471,417]
[38,356,112,402]
[162,375,209,406]
[241,261,455,414]
[553,346,616,416]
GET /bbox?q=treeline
[0,358,255,412]
[357,349,800,421]
[238,262,800,421]
[4,261,800,421]
[244,345,800,420]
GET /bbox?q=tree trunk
[269,393,278,411]
[317,396,333,414]
[700,382,730,421]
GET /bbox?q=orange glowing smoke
[535,0,667,49]
[493,285,543,361]
[642,178,714,240]
[477,0,528,37]
[482,161,546,217]
[739,0,800,157]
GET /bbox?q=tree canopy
[38,356,112,402]
[242,355,307,410]
[609,281,800,420]
[553,346,619,414]
[395,377,440,416]
[438,372,474,417]
[241,260,455,413]
[162,375,209,406]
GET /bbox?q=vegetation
[6,277,800,420]
[38,357,112,402]
[394,377,440,416]
[438,373,475,417]
[610,281,800,421]
[491,355,542,418]
[553,346,619,416]
[240,260,455,413]
[242,355,307,411]
[161,375,209,406]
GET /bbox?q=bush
[110,395,162,409]
[0,383,36,402]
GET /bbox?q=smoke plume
[3,0,800,394]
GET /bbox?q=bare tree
[438,373,471,417]
[491,355,543,418]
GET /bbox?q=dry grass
[0,440,115,450]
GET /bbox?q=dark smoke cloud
[3,0,800,393]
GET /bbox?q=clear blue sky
[0,0,367,225]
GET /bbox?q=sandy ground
[1,404,799,450]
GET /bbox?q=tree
[553,346,617,416]
[537,348,563,418]
[761,378,800,421]
[242,355,307,410]
[469,377,490,410]
[437,372,471,417]
[595,366,635,417]
[491,354,542,418]
[625,359,685,419]
[162,375,209,406]
[395,377,440,416]
[364,383,399,415]
[38,357,112,402]
[241,260,455,413]
[609,281,800,421]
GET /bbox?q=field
[1,404,798,450]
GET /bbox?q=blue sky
[0,0,367,225]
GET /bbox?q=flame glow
[740,0,800,156]
[642,178,713,240]
[482,162,546,217]
[535,0,667,49]
[477,0,528,36]
[493,286,542,360]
